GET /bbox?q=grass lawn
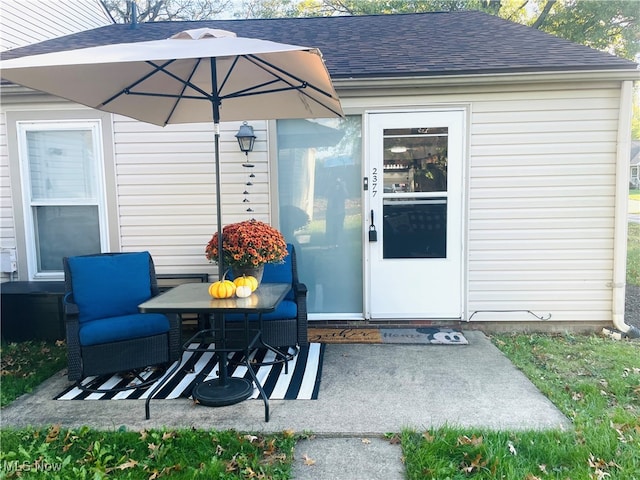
[402,334,640,479]
[0,341,67,407]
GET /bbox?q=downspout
[608,80,640,339]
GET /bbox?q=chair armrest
[293,282,307,296]
[293,282,308,347]
[63,292,80,316]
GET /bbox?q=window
[382,127,449,259]
[17,121,108,278]
[276,117,362,314]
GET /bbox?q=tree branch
[531,0,556,30]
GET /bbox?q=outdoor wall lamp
[235,121,256,155]
[236,121,256,213]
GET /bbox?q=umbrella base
[192,378,253,406]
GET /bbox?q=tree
[290,0,639,60]
[102,0,233,22]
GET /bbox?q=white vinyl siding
[1,0,112,51]
[466,85,621,323]
[0,78,627,325]
[113,117,270,276]
[0,112,17,281]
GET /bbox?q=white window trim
[16,119,110,280]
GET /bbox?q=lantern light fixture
[235,121,256,155]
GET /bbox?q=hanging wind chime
[235,122,257,215]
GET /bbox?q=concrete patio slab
[1,331,569,434]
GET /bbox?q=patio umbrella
[0,27,343,280]
[1,27,343,408]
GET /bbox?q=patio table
[139,282,291,421]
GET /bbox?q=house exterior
[1,12,638,333]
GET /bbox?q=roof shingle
[2,11,637,78]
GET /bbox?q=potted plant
[205,219,288,283]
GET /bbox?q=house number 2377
[371,167,378,197]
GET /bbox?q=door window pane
[382,127,449,259]
[383,127,448,193]
[383,198,447,259]
[277,117,362,314]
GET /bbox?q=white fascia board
[333,69,640,91]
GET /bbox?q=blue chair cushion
[68,252,153,323]
[225,300,297,322]
[79,313,170,346]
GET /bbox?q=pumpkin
[233,274,258,292]
[235,285,252,298]
[208,278,236,299]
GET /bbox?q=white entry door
[366,110,465,319]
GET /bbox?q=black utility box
[1,281,66,342]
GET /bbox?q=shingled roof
[2,11,637,79]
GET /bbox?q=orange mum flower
[205,219,288,268]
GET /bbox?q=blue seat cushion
[225,300,297,322]
[79,313,170,346]
[68,252,153,323]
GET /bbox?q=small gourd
[233,274,258,292]
[235,285,252,298]
[208,273,236,299]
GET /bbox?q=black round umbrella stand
[192,378,253,407]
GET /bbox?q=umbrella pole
[214,121,224,282]
[191,58,254,408]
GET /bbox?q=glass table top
[139,282,290,314]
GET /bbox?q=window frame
[6,109,118,281]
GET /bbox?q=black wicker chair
[227,243,308,350]
[63,252,180,390]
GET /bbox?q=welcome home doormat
[55,343,325,401]
[308,327,468,345]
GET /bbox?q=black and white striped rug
[55,343,325,401]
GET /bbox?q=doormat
[308,327,468,345]
[55,343,325,401]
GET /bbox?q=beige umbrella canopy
[0,28,342,126]
[1,27,343,277]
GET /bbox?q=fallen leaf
[113,459,138,471]
[282,429,295,438]
[457,434,483,447]
[387,434,401,444]
[461,453,487,473]
[361,438,371,444]
[45,424,61,443]
[302,454,316,466]
[422,431,435,443]
[508,441,517,456]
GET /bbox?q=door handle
[369,209,377,242]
